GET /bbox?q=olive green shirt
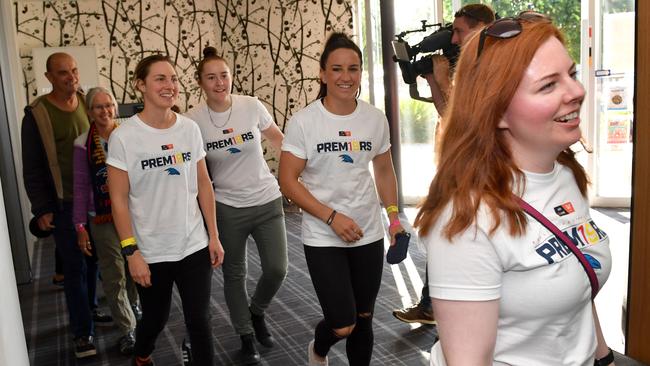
[42,97,89,201]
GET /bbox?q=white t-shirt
[424,163,611,366]
[106,113,208,264]
[282,99,391,247]
[185,95,281,208]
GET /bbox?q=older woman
[415,15,613,366]
[72,87,138,354]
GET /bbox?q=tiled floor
[18,209,645,365]
[18,212,436,366]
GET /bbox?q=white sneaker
[308,340,328,365]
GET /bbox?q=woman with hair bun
[186,46,287,365]
[279,33,403,366]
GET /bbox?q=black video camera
[391,21,460,102]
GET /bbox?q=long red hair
[414,20,589,239]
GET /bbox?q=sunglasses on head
[476,12,551,60]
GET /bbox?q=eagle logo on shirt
[583,253,602,269]
[227,147,242,154]
[165,167,181,176]
[339,154,354,163]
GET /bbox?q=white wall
[0,178,29,366]
[1,0,34,262]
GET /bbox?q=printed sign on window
[606,118,629,144]
[608,86,627,110]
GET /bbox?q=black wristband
[121,244,139,257]
[594,348,614,366]
[326,210,337,225]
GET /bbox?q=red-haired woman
[415,16,613,366]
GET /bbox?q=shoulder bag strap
[516,196,599,300]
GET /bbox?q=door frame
[626,0,650,361]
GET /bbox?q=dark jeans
[420,266,431,309]
[53,202,96,338]
[135,247,214,365]
[55,245,63,275]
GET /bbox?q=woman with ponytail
[107,55,224,366]
[279,33,403,366]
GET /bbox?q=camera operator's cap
[29,216,52,238]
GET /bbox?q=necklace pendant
[207,97,234,129]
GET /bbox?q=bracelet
[326,210,337,225]
[385,205,399,215]
[75,223,86,232]
[389,219,401,228]
[594,348,614,366]
[120,237,137,248]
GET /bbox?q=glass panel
[450,1,582,62]
[393,3,444,203]
[594,1,634,199]
[357,0,385,112]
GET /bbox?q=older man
[21,52,106,358]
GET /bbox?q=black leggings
[304,239,384,365]
[135,247,214,365]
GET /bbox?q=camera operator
[392,3,495,326]
[424,4,496,116]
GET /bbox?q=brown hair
[133,54,173,85]
[414,20,588,239]
[196,46,227,81]
[454,4,496,28]
[317,32,363,99]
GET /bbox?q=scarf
[85,123,114,224]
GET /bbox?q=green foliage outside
[400,98,437,144]
[443,0,634,64]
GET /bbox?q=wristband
[121,244,139,257]
[594,348,614,366]
[120,237,137,248]
[389,219,401,229]
[326,210,337,225]
[75,223,86,232]
[385,205,399,215]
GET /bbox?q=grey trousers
[89,220,138,335]
[217,197,288,335]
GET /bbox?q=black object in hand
[29,216,52,238]
[386,232,411,264]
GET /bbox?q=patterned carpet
[18,212,437,366]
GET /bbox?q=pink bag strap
[516,196,599,300]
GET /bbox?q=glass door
[589,0,635,206]
[586,0,635,352]
[393,2,443,204]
